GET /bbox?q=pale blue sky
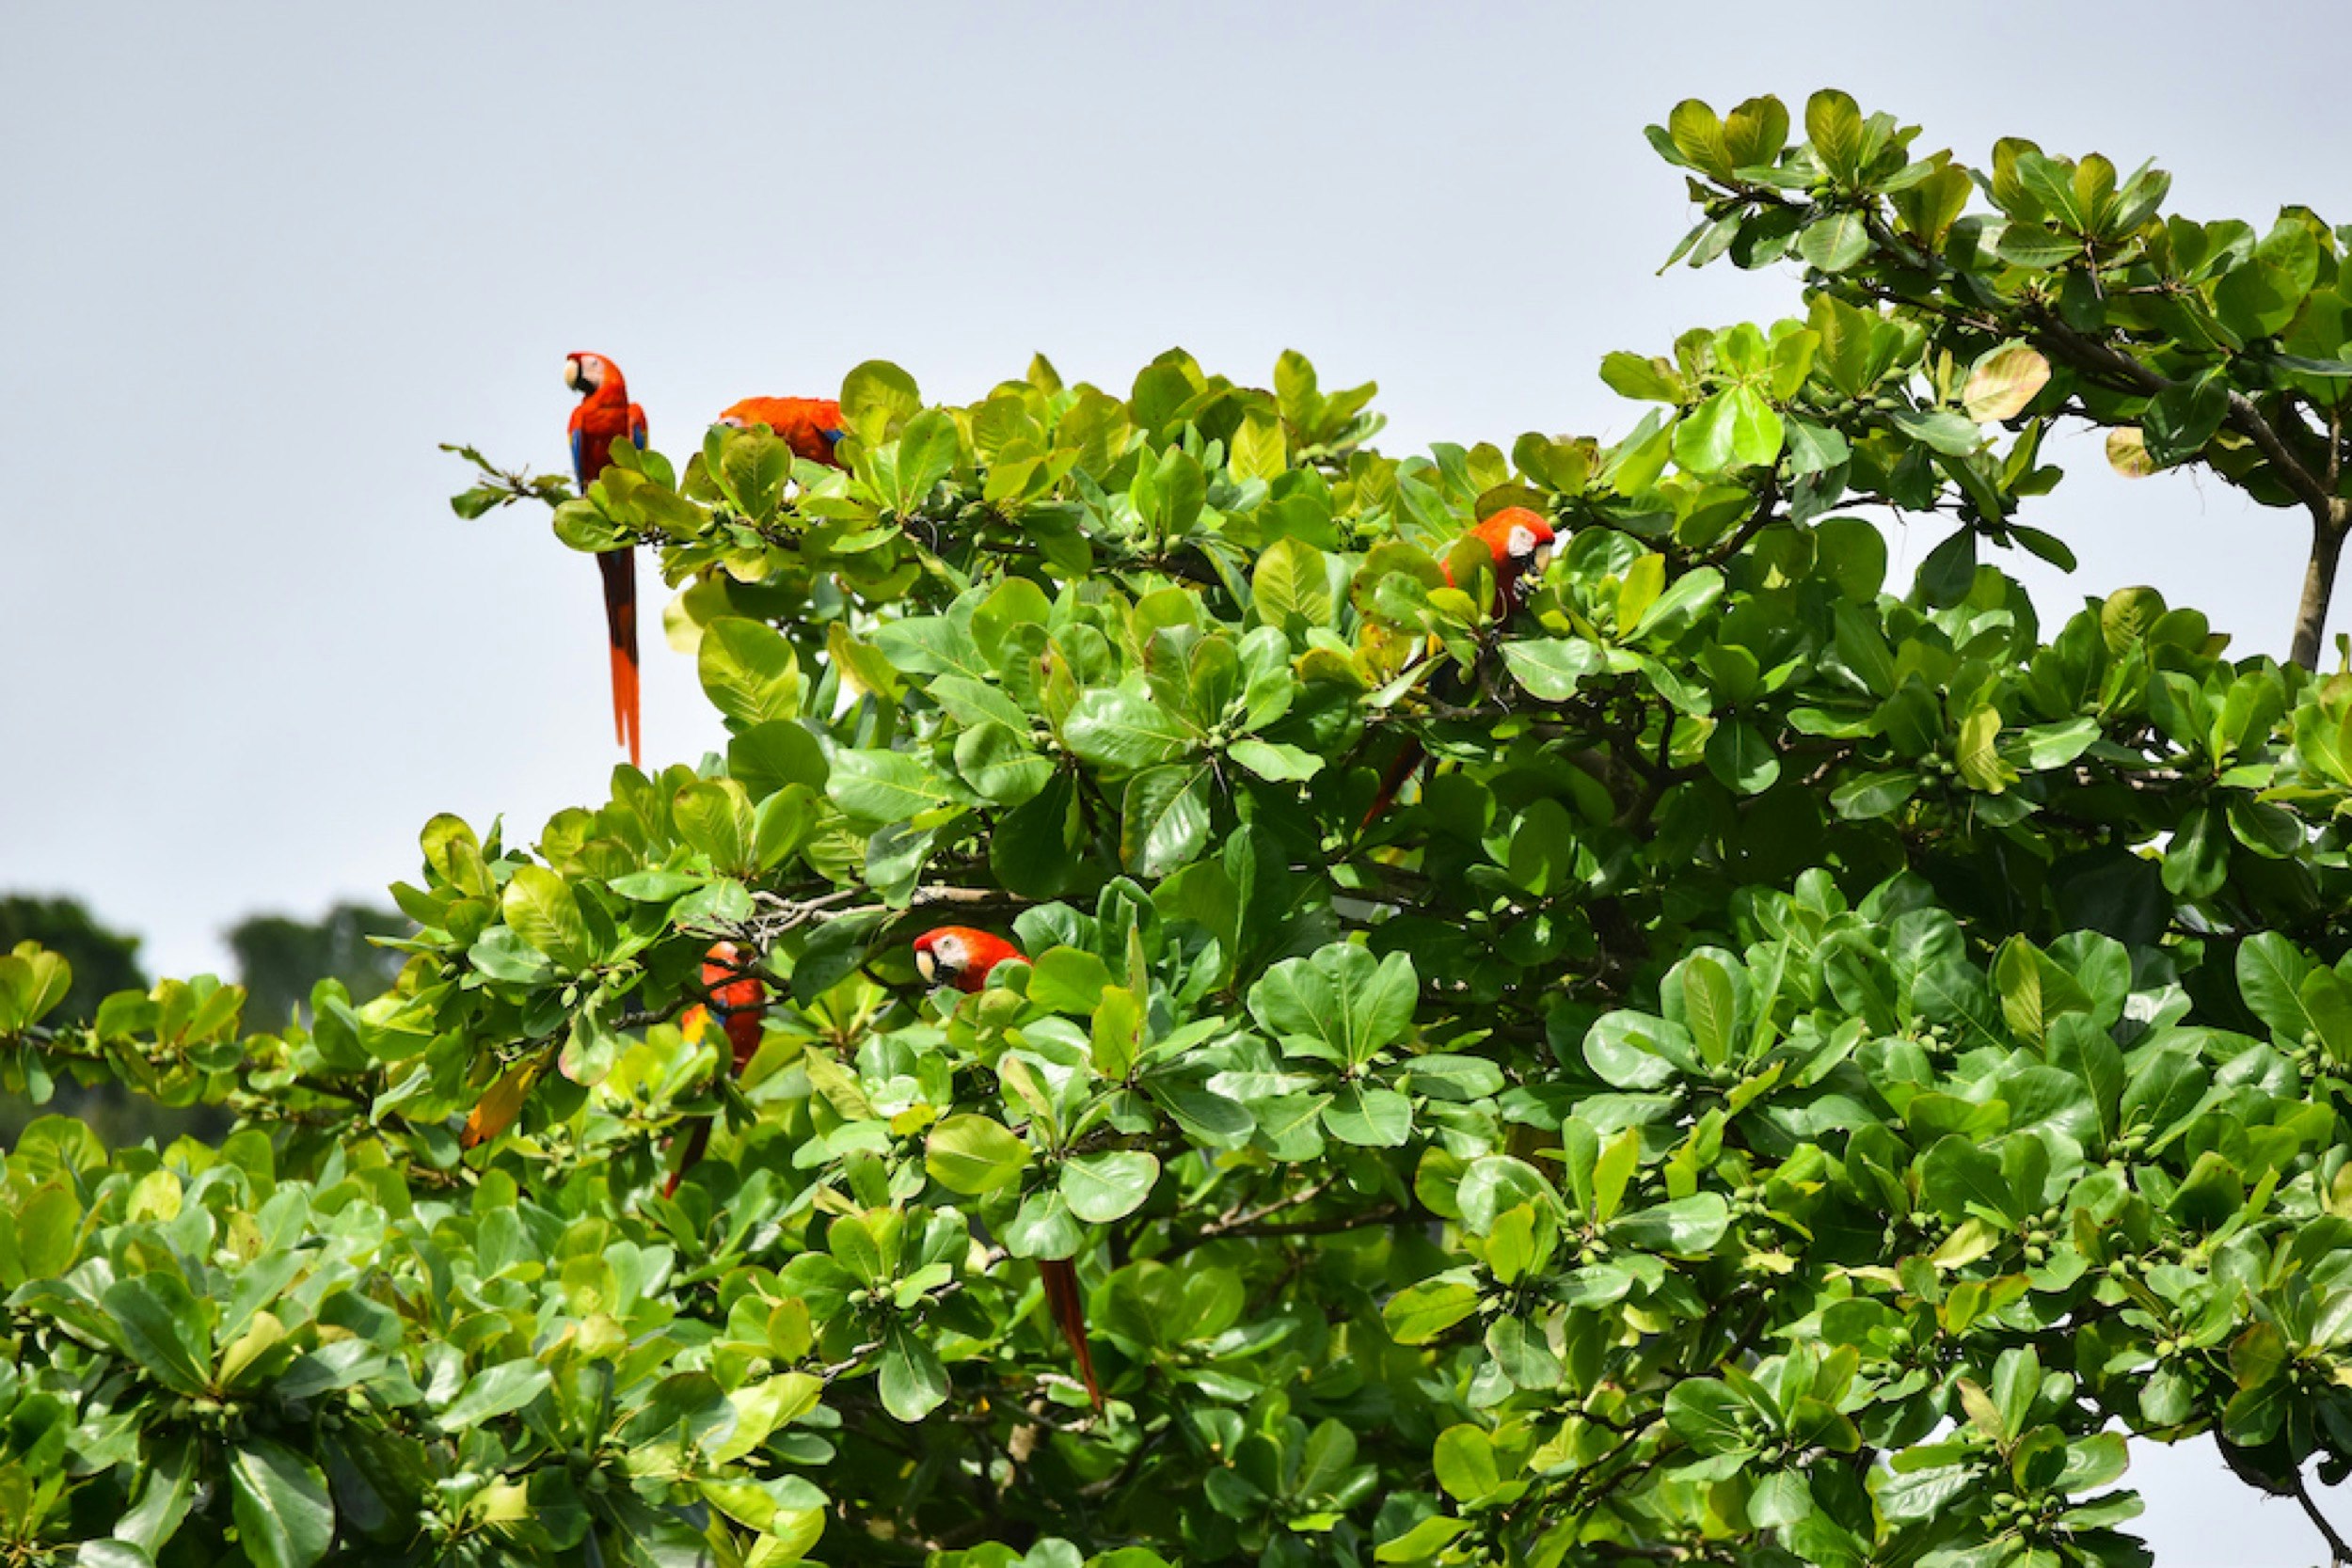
[3,3,2346,1556]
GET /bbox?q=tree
[225,902,408,1027]
[10,87,2352,1568]
[0,894,199,1151]
[0,895,145,1023]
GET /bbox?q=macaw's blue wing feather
[630,411,648,450]
[570,426,588,490]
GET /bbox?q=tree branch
[2295,1468,2352,1567]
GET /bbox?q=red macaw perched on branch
[1359,506,1559,834]
[718,397,848,468]
[913,927,1104,1412]
[910,926,1025,994]
[662,941,767,1198]
[565,352,650,767]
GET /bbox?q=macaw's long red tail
[1037,1259,1103,1411]
[1357,738,1427,837]
[661,1117,713,1200]
[596,549,641,767]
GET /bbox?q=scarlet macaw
[910,926,1026,994]
[912,926,1104,1411]
[564,353,650,767]
[717,397,848,468]
[662,941,768,1198]
[1358,506,1558,832]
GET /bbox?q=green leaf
[827,749,952,825]
[925,1115,1030,1195]
[1704,721,1779,794]
[1252,536,1336,628]
[887,408,961,513]
[673,778,760,875]
[2162,803,2230,900]
[1231,406,1288,481]
[1955,706,2019,794]
[698,618,804,727]
[1634,567,1724,643]
[1226,738,1323,783]
[1599,351,1683,403]
[1382,1279,1479,1344]
[1324,1084,1412,1147]
[1583,1010,1694,1090]
[2238,932,2315,1040]
[877,1322,949,1421]
[1433,1424,1502,1503]
[730,720,829,798]
[111,1434,197,1553]
[713,428,791,521]
[841,359,921,439]
[1677,956,1740,1069]
[1248,942,1418,1068]
[1502,637,1604,701]
[437,1358,551,1432]
[1061,1151,1159,1223]
[1609,1195,1729,1255]
[2144,372,2230,467]
[1888,408,1983,455]
[1798,212,1869,272]
[501,864,592,969]
[1804,88,1864,182]
[1003,1190,1083,1260]
[1617,555,1665,632]
[1673,390,1740,473]
[1066,688,1201,771]
[1120,765,1214,878]
[1994,224,2086,269]
[1026,947,1115,1012]
[228,1439,334,1568]
[13,1182,81,1280]
[1830,769,1919,820]
[1724,387,1786,467]
[1922,1135,2018,1226]
[101,1276,213,1397]
[1665,1379,1752,1456]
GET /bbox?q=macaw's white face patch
[916,932,968,983]
[1506,523,1539,559]
[565,355,608,393]
[718,414,745,428]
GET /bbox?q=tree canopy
[9,87,2352,1568]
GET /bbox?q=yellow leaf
[461,1061,536,1150]
[2106,425,2158,478]
[1963,343,2051,422]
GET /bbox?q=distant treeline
[0,894,406,1148]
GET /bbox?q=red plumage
[1359,507,1559,833]
[1441,506,1558,618]
[718,396,848,467]
[663,942,768,1198]
[910,927,1104,1409]
[1037,1258,1104,1412]
[911,926,1025,994]
[565,352,648,767]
